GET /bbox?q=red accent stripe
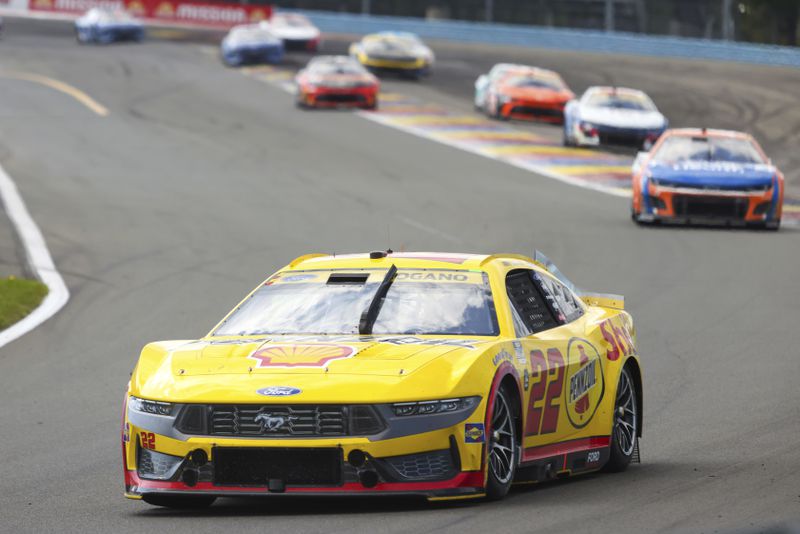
[126,470,484,494]
[522,436,610,463]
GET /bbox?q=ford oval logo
[257,386,302,397]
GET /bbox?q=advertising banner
[28,0,271,27]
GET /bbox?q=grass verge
[0,276,48,330]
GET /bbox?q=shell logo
[249,9,267,22]
[127,0,145,16]
[564,338,605,429]
[154,1,174,17]
[250,344,356,369]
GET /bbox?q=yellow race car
[123,251,642,507]
[348,31,434,78]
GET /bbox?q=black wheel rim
[489,390,516,484]
[614,369,637,456]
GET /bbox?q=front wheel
[485,385,518,500]
[142,494,216,508]
[605,367,638,472]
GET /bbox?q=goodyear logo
[564,338,605,429]
[250,343,356,369]
[464,423,485,443]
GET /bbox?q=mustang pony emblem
[254,412,298,432]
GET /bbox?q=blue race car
[221,24,285,67]
[75,8,144,44]
[631,128,784,229]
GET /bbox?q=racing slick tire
[142,494,217,508]
[604,367,638,473]
[764,219,781,231]
[484,385,519,500]
[563,128,575,147]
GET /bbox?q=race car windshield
[652,136,765,164]
[505,75,563,90]
[587,93,654,111]
[213,269,499,336]
[310,63,366,75]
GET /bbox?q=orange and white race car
[482,66,575,123]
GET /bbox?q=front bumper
[639,182,781,225]
[123,400,488,501]
[499,100,565,123]
[300,86,378,108]
[357,54,429,75]
[576,124,663,149]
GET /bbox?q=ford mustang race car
[631,128,784,229]
[483,67,574,123]
[75,8,144,44]
[349,32,434,78]
[295,56,379,110]
[564,86,667,149]
[123,251,642,507]
[262,12,321,52]
[221,24,284,67]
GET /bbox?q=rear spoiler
[533,250,625,310]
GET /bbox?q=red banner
[29,0,271,28]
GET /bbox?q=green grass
[0,276,48,330]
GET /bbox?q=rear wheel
[142,494,216,508]
[605,367,638,472]
[485,386,517,500]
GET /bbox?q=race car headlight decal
[392,397,479,417]
[129,396,174,416]
[137,447,184,480]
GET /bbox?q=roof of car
[285,251,541,271]
[663,128,752,139]
[584,86,647,97]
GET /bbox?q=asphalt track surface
[1,17,799,534]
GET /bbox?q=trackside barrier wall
[294,9,800,69]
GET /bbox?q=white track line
[0,163,69,348]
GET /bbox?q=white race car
[563,86,668,149]
[262,12,320,52]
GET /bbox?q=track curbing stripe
[0,163,70,348]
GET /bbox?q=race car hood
[579,105,665,129]
[362,40,426,59]
[269,25,320,40]
[648,161,776,189]
[501,86,570,103]
[131,336,493,403]
[307,74,375,87]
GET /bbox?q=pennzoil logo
[564,338,605,429]
[250,343,356,369]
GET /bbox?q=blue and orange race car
[631,128,784,229]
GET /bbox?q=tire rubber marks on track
[0,71,109,117]
[0,164,70,348]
